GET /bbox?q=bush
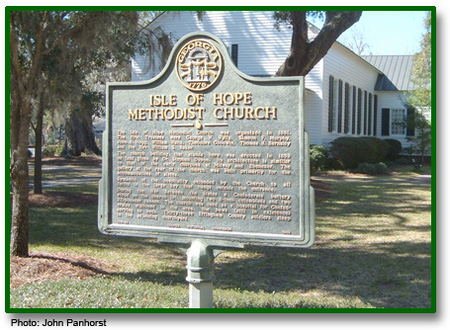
[56,145,64,156]
[42,145,59,157]
[310,145,328,173]
[359,137,389,163]
[325,157,343,170]
[330,137,389,169]
[354,162,388,175]
[329,137,364,169]
[384,139,402,160]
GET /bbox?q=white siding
[304,89,323,145]
[131,25,171,81]
[132,52,153,81]
[194,11,291,76]
[132,11,320,80]
[304,59,323,145]
[321,43,380,146]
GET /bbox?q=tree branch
[286,11,308,71]
[9,13,26,98]
[42,12,102,56]
[311,11,362,53]
[26,12,47,98]
[276,11,362,76]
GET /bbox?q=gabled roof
[362,55,416,91]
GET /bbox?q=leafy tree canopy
[9,11,143,256]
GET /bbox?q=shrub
[310,145,328,173]
[325,157,343,170]
[330,137,389,169]
[329,137,364,169]
[42,145,58,157]
[354,162,388,175]
[358,137,389,163]
[384,139,402,160]
[56,145,64,156]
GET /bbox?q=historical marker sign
[98,32,315,249]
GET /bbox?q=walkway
[413,171,432,185]
[29,165,102,189]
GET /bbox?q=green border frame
[5,6,437,314]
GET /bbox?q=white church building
[131,11,419,149]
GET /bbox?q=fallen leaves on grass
[28,191,97,207]
[10,252,118,289]
[311,179,331,202]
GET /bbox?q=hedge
[329,137,389,169]
[354,162,389,175]
[384,139,402,160]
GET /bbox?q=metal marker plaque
[98,32,315,249]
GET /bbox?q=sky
[311,11,429,56]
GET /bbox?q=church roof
[362,55,416,91]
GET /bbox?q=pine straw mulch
[28,191,98,207]
[10,251,118,289]
[40,155,103,167]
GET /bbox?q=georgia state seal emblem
[176,38,222,92]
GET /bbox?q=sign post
[98,32,315,308]
[185,241,214,308]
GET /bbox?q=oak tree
[274,11,363,76]
[9,11,140,256]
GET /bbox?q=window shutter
[328,76,334,132]
[364,91,368,135]
[338,80,343,133]
[368,93,372,135]
[231,44,238,66]
[352,86,357,134]
[381,108,390,136]
[357,88,362,134]
[373,95,378,136]
[406,108,415,136]
[344,83,350,133]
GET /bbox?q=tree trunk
[10,11,46,257]
[61,112,102,157]
[276,11,309,77]
[33,93,45,194]
[10,102,31,257]
[276,11,363,77]
[62,116,81,157]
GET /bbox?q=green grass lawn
[9,163,433,310]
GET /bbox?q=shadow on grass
[104,240,431,308]
[29,205,108,248]
[28,176,431,309]
[214,242,431,309]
